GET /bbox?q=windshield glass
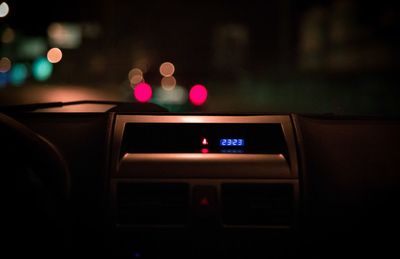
[0,1,399,114]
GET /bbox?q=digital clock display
[122,123,287,154]
[219,138,245,147]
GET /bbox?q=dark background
[1,0,399,114]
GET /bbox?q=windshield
[0,1,399,114]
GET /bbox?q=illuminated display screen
[219,138,244,147]
[121,123,287,155]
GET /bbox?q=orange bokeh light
[161,76,176,91]
[128,68,143,85]
[159,62,175,77]
[0,57,11,73]
[47,48,63,63]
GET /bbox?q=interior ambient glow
[161,76,176,91]
[159,62,175,77]
[47,48,63,63]
[0,57,11,73]
[134,82,152,102]
[0,2,9,18]
[189,84,208,106]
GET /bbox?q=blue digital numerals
[219,138,244,147]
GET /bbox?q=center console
[110,115,299,258]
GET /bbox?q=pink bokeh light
[189,84,207,106]
[134,82,152,102]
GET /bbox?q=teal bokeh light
[32,57,53,81]
[10,63,28,86]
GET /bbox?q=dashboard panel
[2,110,400,258]
[110,115,299,257]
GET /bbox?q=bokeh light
[47,48,63,63]
[154,85,187,105]
[128,68,143,85]
[0,57,11,73]
[1,27,15,43]
[134,82,152,102]
[159,62,175,77]
[18,38,47,59]
[0,2,9,18]
[32,57,53,81]
[189,84,208,106]
[48,23,63,41]
[10,63,28,86]
[47,22,82,49]
[161,76,176,91]
[0,72,7,87]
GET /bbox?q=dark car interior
[1,0,400,258]
[2,104,400,258]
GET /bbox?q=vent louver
[117,183,189,226]
[221,184,294,226]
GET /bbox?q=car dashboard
[2,108,400,258]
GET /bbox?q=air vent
[221,183,294,226]
[116,183,189,226]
